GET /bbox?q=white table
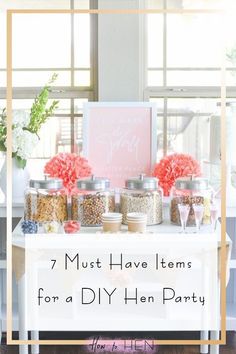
[0,199,234,352]
[12,218,232,354]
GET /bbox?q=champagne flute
[193,204,204,233]
[178,204,190,233]
[210,204,218,232]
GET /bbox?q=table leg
[31,331,39,354]
[18,275,28,354]
[210,331,219,354]
[200,331,209,354]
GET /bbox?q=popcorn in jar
[120,174,163,226]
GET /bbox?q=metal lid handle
[139,173,146,181]
[187,174,197,181]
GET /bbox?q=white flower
[12,127,39,160]
[13,110,30,128]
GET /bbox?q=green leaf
[0,142,6,151]
[27,73,59,134]
[15,156,27,169]
[0,75,59,156]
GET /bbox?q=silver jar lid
[125,174,158,190]
[29,177,63,190]
[77,175,110,191]
[175,176,209,191]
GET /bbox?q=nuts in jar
[170,177,212,226]
[170,196,211,226]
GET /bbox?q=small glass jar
[120,174,163,225]
[24,178,68,223]
[170,177,213,226]
[71,176,115,226]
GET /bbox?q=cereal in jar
[24,177,67,223]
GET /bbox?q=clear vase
[0,154,30,203]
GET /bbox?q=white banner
[23,233,219,331]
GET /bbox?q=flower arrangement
[44,152,92,194]
[153,153,201,196]
[0,74,59,168]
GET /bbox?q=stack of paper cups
[127,213,148,233]
[102,213,122,233]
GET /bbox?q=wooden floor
[0,332,235,354]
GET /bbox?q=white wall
[98,0,143,101]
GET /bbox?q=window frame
[0,0,98,157]
[144,0,236,156]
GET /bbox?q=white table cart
[0,201,235,354]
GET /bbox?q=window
[0,0,97,178]
[145,0,236,188]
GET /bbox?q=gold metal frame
[6,7,227,346]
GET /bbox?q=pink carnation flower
[44,153,92,194]
[153,153,201,197]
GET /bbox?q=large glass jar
[120,174,163,225]
[24,178,68,223]
[71,176,115,226]
[170,177,213,226]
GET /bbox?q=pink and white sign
[83,103,157,187]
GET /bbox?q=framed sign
[83,102,157,187]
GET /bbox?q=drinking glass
[210,204,218,232]
[178,204,190,233]
[193,204,205,233]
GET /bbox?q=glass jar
[120,174,163,225]
[71,176,115,226]
[170,177,213,226]
[24,178,68,223]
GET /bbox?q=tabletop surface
[12,216,232,249]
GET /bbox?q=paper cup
[102,212,122,220]
[102,220,122,233]
[127,221,147,233]
[102,213,122,232]
[127,212,147,220]
[127,213,147,233]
